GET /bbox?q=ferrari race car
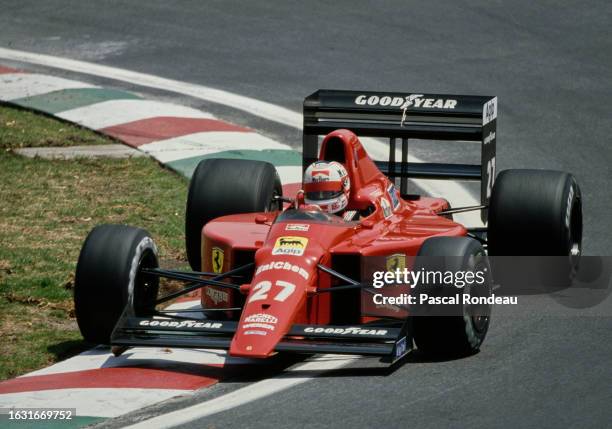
[73,90,582,363]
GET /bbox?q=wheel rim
[568,196,582,260]
[266,184,283,212]
[468,258,491,334]
[133,249,159,316]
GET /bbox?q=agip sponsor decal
[272,236,308,256]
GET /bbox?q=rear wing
[303,90,497,222]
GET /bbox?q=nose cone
[229,218,352,358]
[229,260,312,357]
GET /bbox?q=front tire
[185,158,282,271]
[412,236,492,357]
[74,225,159,344]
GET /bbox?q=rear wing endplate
[303,90,497,222]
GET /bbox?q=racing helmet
[303,161,351,213]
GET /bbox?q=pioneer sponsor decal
[256,260,310,280]
[285,223,310,231]
[303,326,388,336]
[354,94,457,110]
[272,236,308,256]
[206,287,229,305]
[139,319,223,329]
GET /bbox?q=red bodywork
[201,130,467,358]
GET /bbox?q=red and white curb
[0,66,303,188]
[0,299,270,420]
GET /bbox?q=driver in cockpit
[302,160,359,221]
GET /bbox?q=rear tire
[488,169,582,289]
[185,158,282,271]
[488,169,582,257]
[74,225,159,344]
[412,237,492,357]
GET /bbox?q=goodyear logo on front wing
[272,236,308,256]
[212,247,224,273]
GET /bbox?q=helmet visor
[305,190,343,201]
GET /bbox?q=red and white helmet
[303,161,350,214]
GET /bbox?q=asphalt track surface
[1,1,611,428]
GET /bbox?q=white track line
[0,72,94,100]
[0,47,300,127]
[124,354,359,429]
[57,99,214,130]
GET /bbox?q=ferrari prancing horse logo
[386,254,406,272]
[212,247,224,273]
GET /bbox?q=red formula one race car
[73,90,582,362]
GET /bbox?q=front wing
[111,313,412,364]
